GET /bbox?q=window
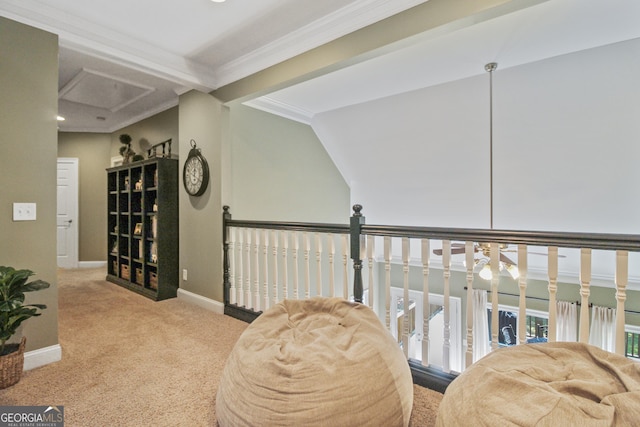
[526,315,548,340]
[487,308,640,359]
[626,331,640,359]
[487,307,549,346]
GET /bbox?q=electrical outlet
[13,203,37,221]
[182,269,188,281]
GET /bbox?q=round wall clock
[183,139,210,197]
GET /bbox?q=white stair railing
[223,212,640,371]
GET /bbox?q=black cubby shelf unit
[106,158,179,301]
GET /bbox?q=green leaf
[23,279,50,292]
[0,266,50,343]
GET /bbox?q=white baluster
[342,235,349,300]
[615,250,628,356]
[281,231,289,300]
[304,232,311,299]
[579,248,592,343]
[547,246,558,342]
[384,237,392,329]
[244,228,251,309]
[316,233,323,297]
[253,229,260,311]
[228,227,236,305]
[236,228,244,307]
[402,237,410,359]
[262,229,269,310]
[465,241,474,368]
[262,229,269,311]
[368,235,375,308]
[517,244,528,345]
[422,238,430,367]
[490,243,500,351]
[442,240,451,373]
[272,230,279,307]
[328,234,335,297]
[292,231,299,300]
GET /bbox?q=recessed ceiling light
[56,115,65,121]
[211,0,226,2]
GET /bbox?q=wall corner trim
[177,288,224,314]
[24,344,62,371]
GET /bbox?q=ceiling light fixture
[433,62,527,281]
[210,0,226,2]
[479,263,493,280]
[56,115,65,121]
[506,263,519,280]
[478,63,520,282]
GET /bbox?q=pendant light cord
[485,62,498,230]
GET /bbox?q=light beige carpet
[0,268,442,426]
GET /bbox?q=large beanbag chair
[216,297,413,426]
[436,342,640,426]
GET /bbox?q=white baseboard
[177,288,224,314]
[78,261,107,269]
[24,344,62,371]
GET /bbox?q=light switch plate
[13,203,37,221]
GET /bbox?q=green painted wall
[228,104,350,223]
[111,107,179,159]
[56,107,178,264]
[178,91,224,301]
[58,132,111,262]
[0,17,59,352]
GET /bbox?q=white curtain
[589,305,616,352]
[473,289,491,362]
[556,301,577,342]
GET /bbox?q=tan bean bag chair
[437,342,640,426]
[216,297,413,426]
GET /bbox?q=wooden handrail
[361,224,640,252]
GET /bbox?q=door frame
[57,157,79,268]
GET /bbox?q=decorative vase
[0,337,26,389]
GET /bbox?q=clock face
[183,150,209,196]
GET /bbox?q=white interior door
[57,158,79,268]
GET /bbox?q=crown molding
[2,0,426,92]
[243,97,313,125]
[214,0,429,87]
[0,0,218,91]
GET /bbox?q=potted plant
[119,134,145,163]
[0,266,50,389]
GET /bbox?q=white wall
[494,39,640,234]
[313,74,490,228]
[312,38,640,235]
